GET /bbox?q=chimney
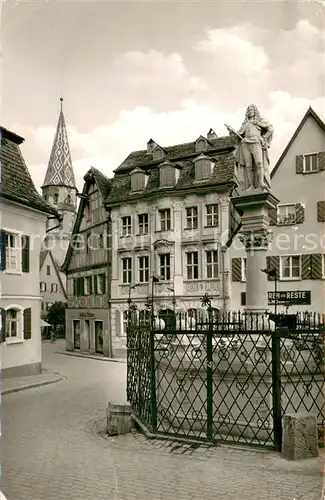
[207,128,217,141]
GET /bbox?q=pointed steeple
[42,98,76,189]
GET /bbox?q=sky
[2,0,325,192]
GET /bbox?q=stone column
[231,190,279,316]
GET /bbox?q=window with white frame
[159,253,171,280]
[280,255,301,279]
[186,207,198,229]
[5,232,21,272]
[159,209,171,231]
[206,250,218,279]
[51,283,58,293]
[206,204,219,227]
[186,251,199,279]
[241,257,247,282]
[138,213,149,235]
[121,216,132,236]
[122,311,129,335]
[278,204,296,225]
[5,308,21,339]
[40,282,46,292]
[304,153,318,173]
[97,274,105,294]
[122,257,132,284]
[138,256,149,283]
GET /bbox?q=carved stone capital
[239,229,273,250]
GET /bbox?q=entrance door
[94,320,104,354]
[73,320,80,349]
[84,319,90,350]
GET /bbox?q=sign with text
[268,290,311,305]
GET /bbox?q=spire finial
[60,97,63,112]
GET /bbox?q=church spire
[42,98,76,189]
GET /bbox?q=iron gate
[127,312,324,450]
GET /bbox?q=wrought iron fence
[127,311,324,450]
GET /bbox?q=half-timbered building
[62,168,113,356]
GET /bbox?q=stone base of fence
[106,402,132,436]
[282,413,319,460]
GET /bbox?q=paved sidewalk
[2,371,64,395]
[55,347,127,363]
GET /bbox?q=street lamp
[128,283,140,307]
[166,285,176,313]
[261,267,278,316]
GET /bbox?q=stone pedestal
[231,189,279,315]
[106,402,132,436]
[282,413,319,460]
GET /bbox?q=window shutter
[101,273,106,293]
[0,231,6,271]
[301,254,311,280]
[295,155,304,174]
[73,279,77,296]
[266,256,280,280]
[240,292,246,306]
[21,235,30,272]
[0,308,6,342]
[317,201,325,222]
[318,151,325,171]
[232,258,242,282]
[89,276,93,295]
[310,253,323,279]
[268,207,277,226]
[94,275,98,295]
[80,278,85,296]
[23,307,32,340]
[295,203,305,224]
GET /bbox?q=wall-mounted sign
[268,291,311,305]
[80,311,95,318]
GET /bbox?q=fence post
[150,328,157,431]
[272,328,282,450]
[207,327,213,441]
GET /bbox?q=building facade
[62,168,113,356]
[0,126,59,377]
[230,107,325,314]
[39,249,67,317]
[105,132,239,353]
[41,99,77,269]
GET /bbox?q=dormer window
[195,136,208,153]
[130,168,149,192]
[207,129,217,141]
[194,154,214,181]
[147,138,157,154]
[159,161,179,188]
[153,146,165,161]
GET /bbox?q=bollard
[282,413,319,460]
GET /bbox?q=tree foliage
[46,301,67,327]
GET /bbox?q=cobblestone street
[2,341,324,500]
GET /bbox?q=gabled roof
[42,99,76,189]
[61,167,112,272]
[0,126,59,217]
[114,135,235,174]
[271,106,325,179]
[39,249,67,299]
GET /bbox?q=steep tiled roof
[115,135,235,173]
[106,135,236,205]
[0,126,59,217]
[39,249,48,270]
[84,167,112,199]
[42,99,76,189]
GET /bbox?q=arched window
[158,308,175,330]
[53,193,59,205]
[66,194,72,204]
[122,311,129,335]
[44,194,48,201]
[4,305,24,341]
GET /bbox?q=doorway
[73,320,80,349]
[84,319,90,350]
[94,320,104,354]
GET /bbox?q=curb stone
[2,375,65,395]
[55,350,127,363]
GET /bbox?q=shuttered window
[23,308,32,340]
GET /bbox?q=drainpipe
[107,210,113,358]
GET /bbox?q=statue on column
[225,104,274,192]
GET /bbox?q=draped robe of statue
[233,114,273,192]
